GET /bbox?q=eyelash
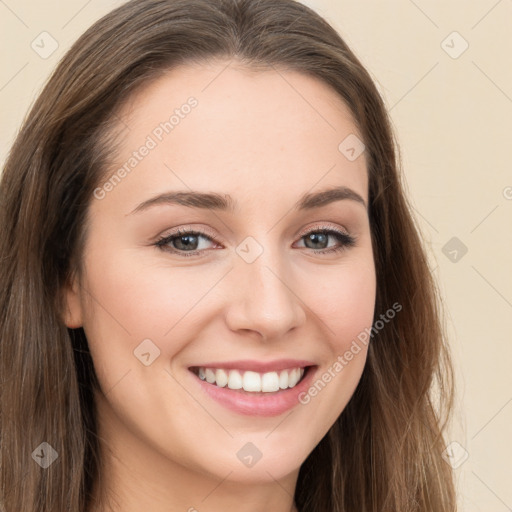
[155,225,356,258]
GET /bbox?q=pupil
[307,233,327,249]
[176,235,198,250]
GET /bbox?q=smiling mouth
[189,365,313,394]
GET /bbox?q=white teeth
[215,369,229,387]
[279,370,288,389]
[261,372,280,392]
[243,371,261,392]
[205,368,216,384]
[288,368,299,387]
[195,366,306,393]
[227,369,242,390]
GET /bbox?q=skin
[63,58,376,512]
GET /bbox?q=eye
[155,227,219,257]
[294,226,356,254]
[155,225,356,257]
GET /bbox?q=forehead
[99,59,368,212]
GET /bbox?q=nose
[224,249,306,341]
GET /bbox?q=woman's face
[64,59,376,496]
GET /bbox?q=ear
[61,271,83,328]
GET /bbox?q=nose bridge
[225,239,305,339]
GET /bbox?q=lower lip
[189,366,318,417]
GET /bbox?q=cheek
[291,260,376,443]
[81,241,211,335]
[78,242,230,395]
[304,259,377,347]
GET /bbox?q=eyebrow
[127,185,367,216]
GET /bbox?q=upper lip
[189,359,316,373]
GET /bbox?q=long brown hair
[0,0,457,510]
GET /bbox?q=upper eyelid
[296,223,351,238]
[160,223,351,241]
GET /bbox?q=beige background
[1,1,511,510]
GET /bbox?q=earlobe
[62,273,83,328]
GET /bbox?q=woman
[0,0,457,510]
